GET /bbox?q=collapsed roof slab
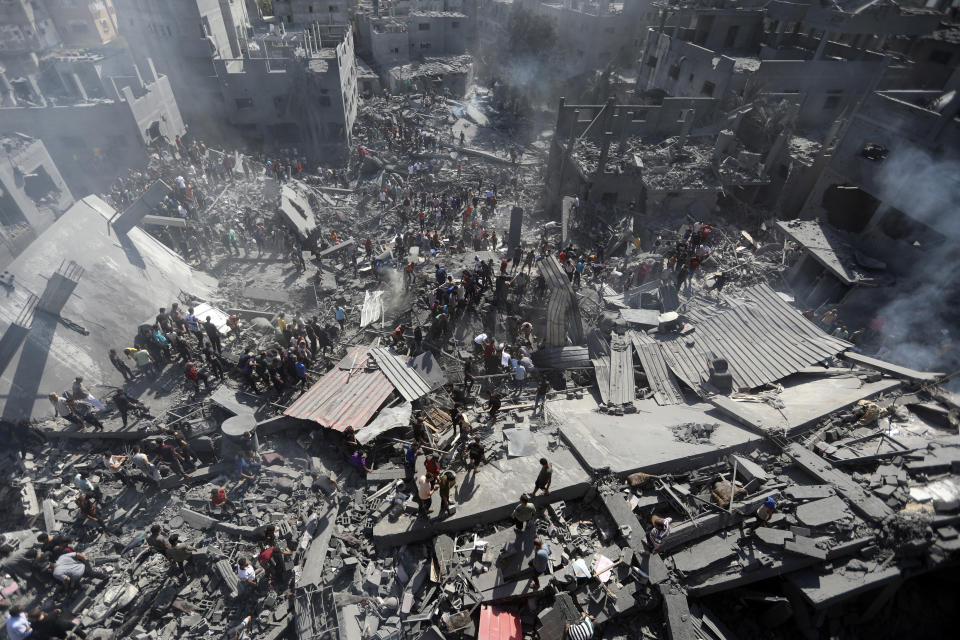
[553,396,764,477]
[713,373,902,437]
[372,430,590,546]
[0,195,216,420]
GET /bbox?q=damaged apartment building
[354,0,473,96]
[116,0,359,156]
[0,0,185,195]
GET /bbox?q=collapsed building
[1,1,959,640]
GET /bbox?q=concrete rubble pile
[2,57,960,640]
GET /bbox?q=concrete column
[813,30,831,60]
[25,75,46,106]
[773,20,787,48]
[220,414,259,459]
[763,128,790,174]
[70,73,89,101]
[676,108,694,150]
[597,130,613,176]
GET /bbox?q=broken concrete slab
[659,583,696,640]
[753,528,793,547]
[784,535,828,561]
[784,485,836,501]
[785,443,893,523]
[730,454,768,484]
[670,535,739,575]
[795,495,851,527]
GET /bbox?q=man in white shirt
[237,557,257,595]
[417,472,435,517]
[5,606,31,640]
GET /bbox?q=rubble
[2,0,959,638]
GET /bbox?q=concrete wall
[370,26,411,66]
[748,58,887,127]
[554,96,719,141]
[641,33,738,100]
[0,138,74,249]
[407,13,467,56]
[274,0,351,25]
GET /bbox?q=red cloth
[212,488,227,507]
[258,546,275,564]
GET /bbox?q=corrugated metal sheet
[284,346,395,431]
[591,357,611,404]
[631,333,684,406]
[537,256,584,347]
[607,332,635,405]
[369,348,446,402]
[532,346,591,369]
[478,607,522,640]
[653,284,850,391]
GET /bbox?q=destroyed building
[0,133,74,266]
[354,0,473,96]
[1,1,959,640]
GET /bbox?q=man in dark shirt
[532,458,552,496]
[157,440,188,478]
[203,316,223,354]
[109,348,133,381]
[114,390,149,428]
[533,378,550,416]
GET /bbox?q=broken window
[419,23,430,30]
[309,4,314,11]
[646,55,658,67]
[235,97,253,109]
[823,95,841,110]
[452,22,460,28]
[23,166,58,202]
[421,42,432,49]
[668,64,680,79]
[146,121,162,140]
[700,80,715,96]
[317,95,331,107]
[860,143,888,162]
[724,25,739,48]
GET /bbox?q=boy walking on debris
[532,458,552,496]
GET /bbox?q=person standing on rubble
[532,458,552,497]
[512,494,536,531]
[417,472,436,517]
[334,305,346,334]
[113,389,149,428]
[132,445,162,483]
[644,515,673,554]
[756,497,777,527]
[438,470,456,516]
[529,538,551,587]
[484,391,502,424]
[184,308,204,348]
[109,348,134,382]
[237,558,258,597]
[203,316,222,354]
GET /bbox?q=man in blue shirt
[404,442,420,482]
[334,306,346,333]
[530,537,551,587]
